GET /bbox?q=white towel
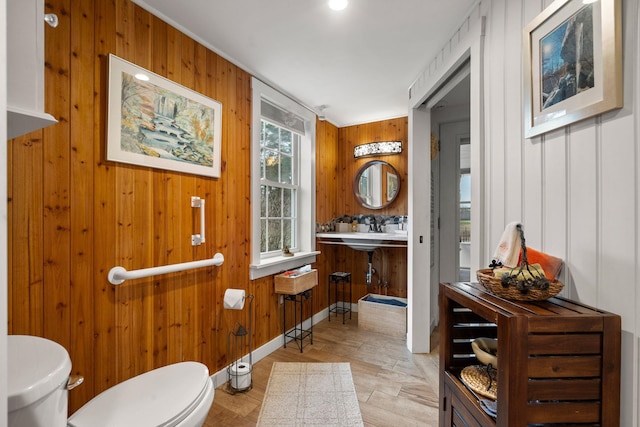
[492,222,521,267]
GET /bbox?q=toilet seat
[68,362,212,427]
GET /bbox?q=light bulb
[329,0,348,11]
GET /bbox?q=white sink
[316,232,407,251]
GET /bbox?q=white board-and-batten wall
[408,1,640,425]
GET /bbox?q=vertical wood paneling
[131,0,155,375]
[150,14,170,372]
[192,42,212,366]
[567,120,598,301]
[6,133,11,334]
[314,119,339,314]
[92,0,118,399]
[69,0,96,407]
[9,0,262,412]
[337,118,409,218]
[9,0,636,422]
[596,0,638,324]
[486,0,506,235]
[178,32,198,365]
[332,118,409,300]
[9,134,44,335]
[43,0,71,349]
[503,0,523,226]
[164,24,185,368]
[113,0,135,382]
[482,0,638,423]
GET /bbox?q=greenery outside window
[261,121,298,254]
[250,78,318,279]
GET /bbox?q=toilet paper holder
[225,292,254,394]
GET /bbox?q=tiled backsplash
[317,214,408,233]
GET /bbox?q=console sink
[316,232,407,251]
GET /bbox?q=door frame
[406,16,486,353]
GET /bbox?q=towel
[492,222,521,267]
[518,247,563,281]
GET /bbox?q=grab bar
[191,196,205,246]
[108,253,224,285]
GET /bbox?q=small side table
[328,272,352,324]
[283,289,313,353]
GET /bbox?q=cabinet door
[442,382,485,427]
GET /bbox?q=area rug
[257,362,364,426]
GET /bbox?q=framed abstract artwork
[523,0,621,138]
[107,54,222,177]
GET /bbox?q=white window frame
[250,78,318,279]
[260,125,299,255]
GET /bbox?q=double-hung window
[260,118,298,254]
[250,78,318,279]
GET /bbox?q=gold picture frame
[523,0,622,138]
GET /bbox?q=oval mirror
[353,160,401,209]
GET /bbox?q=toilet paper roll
[230,362,252,390]
[224,289,246,310]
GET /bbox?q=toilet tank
[8,335,72,427]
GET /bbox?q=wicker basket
[460,365,497,400]
[477,268,563,301]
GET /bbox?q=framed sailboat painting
[107,54,222,177]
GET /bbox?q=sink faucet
[368,216,382,232]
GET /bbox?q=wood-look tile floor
[204,313,440,426]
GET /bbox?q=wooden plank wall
[6,0,407,413]
[322,118,409,300]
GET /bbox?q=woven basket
[477,268,563,301]
[460,365,497,400]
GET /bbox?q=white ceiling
[132,0,477,127]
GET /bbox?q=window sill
[249,251,320,280]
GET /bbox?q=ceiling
[132,0,477,127]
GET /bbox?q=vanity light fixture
[353,141,402,158]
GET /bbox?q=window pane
[258,112,303,256]
[264,149,279,181]
[267,219,282,251]
[283,219,292,249]
[267,186,282,217]
[260,219,267,252]
[280,154,292,184]
[260,185,267,217]
[263,122,280,150]
[283,188,293,217]
[280,129,293,154]
[460,173,471,242]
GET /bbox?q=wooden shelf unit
[439,282,621,427]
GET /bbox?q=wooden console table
[439,282,621,426]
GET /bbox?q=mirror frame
[353,160,401,210]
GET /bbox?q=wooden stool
[328,272,352,324]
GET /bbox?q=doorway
[428,75,470,325]
[437,120,470,283]
[406,15,485,353]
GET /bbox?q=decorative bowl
[472,337,498,368]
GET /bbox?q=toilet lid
[8,335,72,412]
[68,361,211,427]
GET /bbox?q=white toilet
[8,335,215,427]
